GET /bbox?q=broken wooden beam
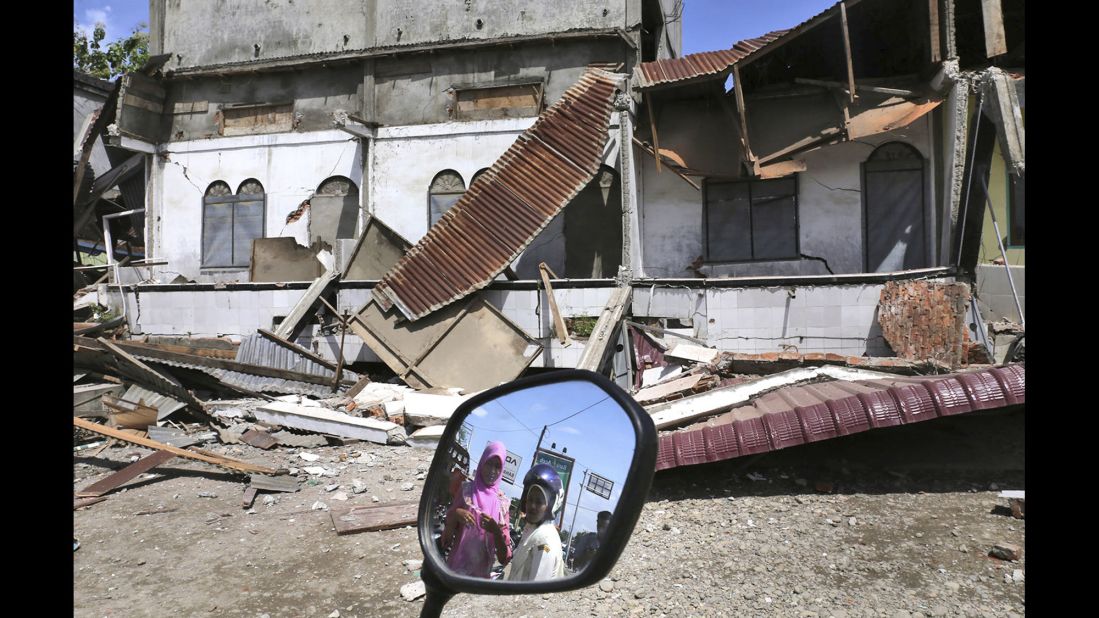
[75,450,176,498]
[274,268,340,339]
[74,496,109,510]
[242,486,258,509]
[253,401,404,445]
[665,343,720,365]
[538,263,572,347]
[330,501,418,535]
[102,394,159,429]
[73,417,279,475]
[577,287,633,372]
[840,1,856,102]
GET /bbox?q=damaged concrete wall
[634,283,892,357]
[372,39,628,127]
[163,66,363,141]
[152,130,362,282]
[371,0,636,48]
[158,0,370,69]
[974,265,1024,324]
[640,105,935,277]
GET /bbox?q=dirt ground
[74,406,1023,618]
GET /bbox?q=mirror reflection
[430,379,636,581]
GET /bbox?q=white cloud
[75,5,115,40]
[557,426,581,435]
[470,407,488,418]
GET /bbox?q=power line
[493,399,540,438]
[544,395,612,428]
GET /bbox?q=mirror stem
[418,568,455,618]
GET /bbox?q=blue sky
[73,0,149,43]
[681,0,837,55]
[455,380,636,540]
[76,1,838,54]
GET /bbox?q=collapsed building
[74,0,1024,467]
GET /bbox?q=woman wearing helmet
[441,441,513,578]
[506,463,566,581]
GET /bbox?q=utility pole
[534,425,548,459]
[565,468,588,565]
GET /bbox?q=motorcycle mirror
[416,369,657,617]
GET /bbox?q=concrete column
[616,93,643,283]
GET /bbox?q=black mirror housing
[416,369,657,608]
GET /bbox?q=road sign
[585,471,613,499]
[502,450,522,484]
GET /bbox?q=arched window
[469,168,490,190]
[862,142,927,272]
[310,176,360,245]
[428,170,465,228]
[202,179,266,268]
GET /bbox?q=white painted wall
[639,115,935,277]
[152,130,363,282]
[369,118,535,243]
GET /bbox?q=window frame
[702,175,801,263]
[201,182,267,269]
[427,170,466,229]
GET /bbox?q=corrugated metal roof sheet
[132,353,339,398]
[636,0,856,91]
[635,31,787,89]
[235,334,360,383]
[372,68,622,321]
[655,364,1025,471]
[121,384,186,421]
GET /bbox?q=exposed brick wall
[878,281,971,367]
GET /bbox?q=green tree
[73,22,150,80]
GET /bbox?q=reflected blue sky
[460,380,635,540]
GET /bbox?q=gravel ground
[74,406,1023,617]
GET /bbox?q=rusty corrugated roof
[372,69,622,321]
[635,0,862,91]
[655,364,1025,471]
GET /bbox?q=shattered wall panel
[877,280,971,366]
[250,237,323,282]
[349,296,541,392]
[342,216,413,281]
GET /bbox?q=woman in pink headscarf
[441,441,513,578]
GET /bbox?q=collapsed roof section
[372,68,623,322]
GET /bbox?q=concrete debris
[271,430,329,448]
[402,391,475,427]
[400,580,426,602]
[331,492,349,501]
[665,343,720,365]
[299,453,321,462]
[255,401,403,445]
[303,466,337,477]
[403,559,423,572]
[406,425,445,449]
[311,501,329,511]
[989,543,1022,561]
[351,479,368,494]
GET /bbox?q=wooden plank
[577,287,633,372]
[73,417,279,475]
[980,0,1007,58]
[758,159,808,179]
[242,486,259,509]
[793,78,917,97]
[75,450,176,497]
[240,429,278,450]
[257,329,339,371]
[840,2,856,103]
[275,269,341,339]
[249,474,301,493]
[331,501,419,534]
[346,374,373,399]
[539,263,572,346]
[123,92,164,114]
[102,394,159,429]
[731,64,755,163]
[645,93,662,173]
[633,373,704,404]
[74,496,109,510]
[665,343,720,365]
[928,0,942,63]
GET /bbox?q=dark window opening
[202,179,266,268]
[704,177,799,262]
[1008,173,1024,247]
